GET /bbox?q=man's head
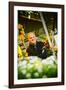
[27,32,37,45]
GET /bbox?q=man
[27,32,52,59]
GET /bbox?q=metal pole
[40,12,56,60]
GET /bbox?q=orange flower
[18,24,23,30]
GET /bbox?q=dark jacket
[27,41,52,59]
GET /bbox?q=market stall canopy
[18,11,57,34]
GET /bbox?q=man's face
[28,33,37,45]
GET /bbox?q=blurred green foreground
[18,56,57,79]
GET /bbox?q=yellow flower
[18,45,23,61]
[18,34,25,42]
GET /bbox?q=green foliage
[18,57,58,79]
